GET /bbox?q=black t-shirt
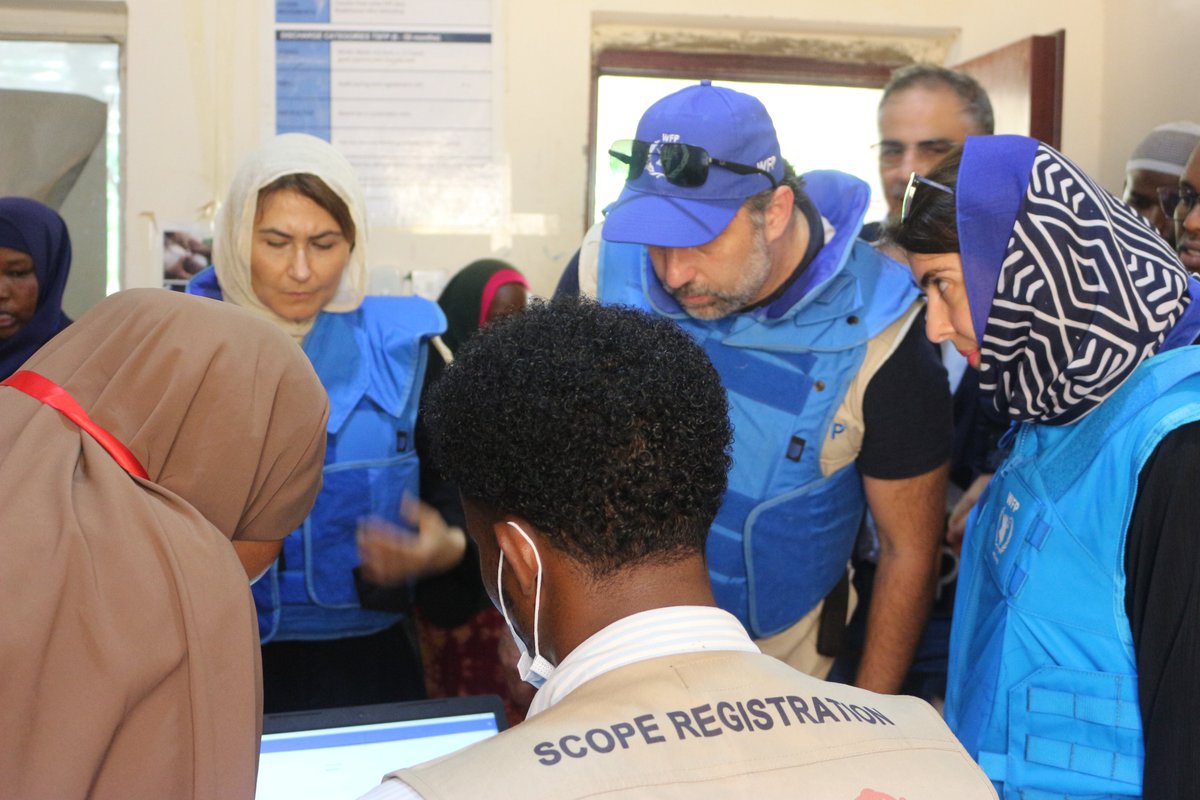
[1124,418,1200,798]
[858,311,952,479]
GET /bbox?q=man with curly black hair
[358,298,994,800]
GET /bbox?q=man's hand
[947,472,991,553]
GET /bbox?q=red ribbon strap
[1,370,150,479]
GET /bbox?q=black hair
[880,63,995,136]
[422,297,733,576]
[886,147,964,254]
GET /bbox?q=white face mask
[497,521,556,688]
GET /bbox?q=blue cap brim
[601,184,744,248]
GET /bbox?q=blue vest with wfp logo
[595,171,919,637]
[186,268,445,642]
[945,346,1200,798]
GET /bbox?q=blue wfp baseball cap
[602,81,785,248]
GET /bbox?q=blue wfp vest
[945,346,1200,798]
[596,171,919,636]
[187,268,445,641]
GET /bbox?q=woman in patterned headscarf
[891,135,1200,799]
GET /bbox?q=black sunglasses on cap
[609,139,779,190]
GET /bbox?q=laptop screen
[256,696,506,800]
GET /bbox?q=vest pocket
[743,465,864,637]
[1000,665,1143,796]
[977,469,1048,600]
[304,453,419,607]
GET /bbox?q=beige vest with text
[388,650,996,799]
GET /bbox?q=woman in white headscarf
[188,133,455,712]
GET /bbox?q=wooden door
[955,30,1066,148]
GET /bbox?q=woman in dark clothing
[0,197,72,379]
[436,259,529,354]
[891,135,1200,799]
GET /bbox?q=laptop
[256,696,508,800]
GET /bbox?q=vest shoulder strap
[577,221,605,299]
[818,299,923,477]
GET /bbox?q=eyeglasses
[900,172,954,224]
[609,139,779,189]
[1158,185,1200,219]
[875,138,955,167]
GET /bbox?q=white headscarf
[214,133,369,341]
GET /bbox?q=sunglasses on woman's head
[900,172,955,224]
[609,139,779,190]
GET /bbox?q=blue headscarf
[0,197,73,380]
[958,135,1194,425]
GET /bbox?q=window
[0,39,122,308]
[589,50,895,230]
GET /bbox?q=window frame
[0,2,127,296]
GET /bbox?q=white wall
[47,0,1191,298]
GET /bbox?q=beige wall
[1097,0,1200,193]
[35,0,1199,297]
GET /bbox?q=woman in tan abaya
[0,289,328,799]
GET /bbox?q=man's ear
[494,517,542,600]
[764,184,796,243]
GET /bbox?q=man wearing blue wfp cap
[559,81,952,694]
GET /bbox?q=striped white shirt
[357,605,759,800]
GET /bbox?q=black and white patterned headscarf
[959,136,1192,425]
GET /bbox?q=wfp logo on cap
[643,134,681,180]
[757,155,777,173]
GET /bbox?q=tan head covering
[0,289,328,799]
[214,132,369,341]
